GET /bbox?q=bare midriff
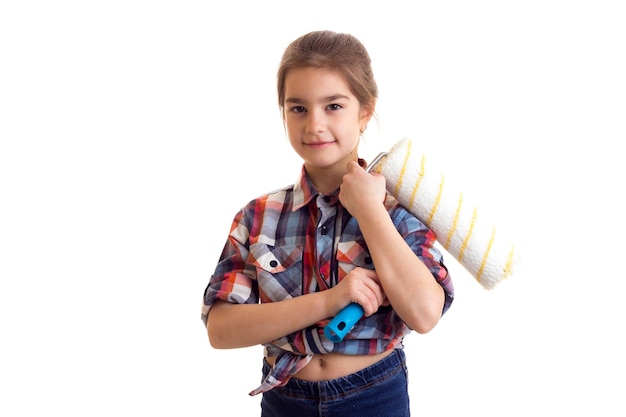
[265,350,394,382]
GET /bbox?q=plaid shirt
[202,162,454,395]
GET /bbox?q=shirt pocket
[249,243,304,301]
[336,239,375,279]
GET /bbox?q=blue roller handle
[324,303,364,342]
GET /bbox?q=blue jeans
[260,349,410,417]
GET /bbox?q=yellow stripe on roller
[457,207,477,263]
[427,174,445,224]
[394,141,412,197]
[444,193,463,250]
[476,226,496,283]
[407,154,426,211]
[502,245,516,279]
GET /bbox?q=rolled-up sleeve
[201,210,259,327]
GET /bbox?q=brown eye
[290,106,306,113]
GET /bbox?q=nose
[304,109,325,134]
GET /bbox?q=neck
[306,166,343,195]
[305,157,361,195]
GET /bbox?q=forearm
[207,291,334,349]
[357,205,445,333]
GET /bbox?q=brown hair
[277,30,378,119]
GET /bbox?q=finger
[358,278,386,314]
[361,268,381,283]
[347,160,364,174]
[361,271,386,307]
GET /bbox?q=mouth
[304,141,335,148]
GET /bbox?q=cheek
[335,119,361,140]
[285,125,302,149]
[285,122,299,140]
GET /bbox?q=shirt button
[364,256,372,264]
[323,195,331,203]
[320,225,328,235]
[269,260,278,267]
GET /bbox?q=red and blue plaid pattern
[202,163,453,395]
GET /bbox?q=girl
[202,30,454,417]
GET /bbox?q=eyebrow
[285,94,351,104]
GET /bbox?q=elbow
[207,324,221,349]
[405,298,444,334]
[207,321,231,349]
[411,284,446,334]
[411,312,440,334]
[206,303,231,349]
[208,336,227,350]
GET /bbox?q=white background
[1,1,625,416]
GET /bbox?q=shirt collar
[292,165,319,211]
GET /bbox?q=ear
[359,103,375,130]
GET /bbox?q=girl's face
[283,67,372,176]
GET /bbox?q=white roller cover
[372,138,519,290]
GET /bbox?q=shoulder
[383,192,431,233]
[383,192,409,221]
[239,184,296,214]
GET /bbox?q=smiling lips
[305,140,335,147]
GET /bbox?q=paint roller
[324,137,520,342]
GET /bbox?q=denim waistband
[262,349,406,399]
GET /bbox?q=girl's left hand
[339,160,386,218]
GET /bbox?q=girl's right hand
[331,267,387,317]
